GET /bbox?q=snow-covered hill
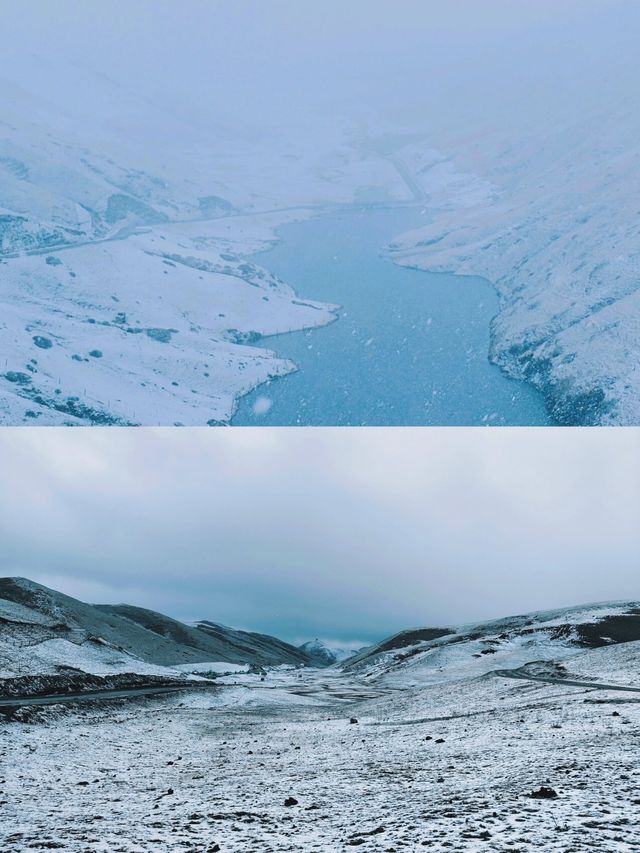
[343,601,640,687]
[297,638,360,666]
[0,577,314,692]
[361,3,640,425]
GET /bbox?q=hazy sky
[3,0,638,133]
[0,429,638,644]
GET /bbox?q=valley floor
[2,665,639,852]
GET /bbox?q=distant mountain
[0,577,315,691]
[343,602,640,686]
[298,639,362,666]
[194,620,307,667]
[298,639,338,666]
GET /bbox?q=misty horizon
[1,428,638,644]
[4,570,638,652]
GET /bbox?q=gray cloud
[0,429,638,643]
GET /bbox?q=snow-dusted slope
[1,213,338,425]
[385,100,640,424]
[344,601,640,687]
[0,577,314,687]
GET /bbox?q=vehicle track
[493,668,640,693]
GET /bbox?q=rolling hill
[343,601,640,686]
[0,577,314,694]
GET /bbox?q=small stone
[284,797,298,807]
[529,786,558,799]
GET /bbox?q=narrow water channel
[233,206,551,426]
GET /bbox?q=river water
[232,206,551,426]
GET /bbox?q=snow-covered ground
[2,639,639,852]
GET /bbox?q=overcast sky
[0,428,638,645]
[3,0,638,133]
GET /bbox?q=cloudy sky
[3,0,637,133]
[0,428,638,645]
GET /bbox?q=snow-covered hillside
[385,101,640,424]
[343,601,640,687]
[0,577,314,690]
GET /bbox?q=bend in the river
[233,206,551,426]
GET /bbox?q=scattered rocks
[529,786,558,799]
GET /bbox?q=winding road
[493,668,640,693]
[0,682,219,709]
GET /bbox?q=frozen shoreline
[0,207,339,426]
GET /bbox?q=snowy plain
[3,598,640,851]
[2,639,639,852]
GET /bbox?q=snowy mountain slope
[344,601,640,687]
[556,636,640,687]
[385,101,640,424]
[193,620,309,668]
[1,214,337,425]
[298,638,368,666]
[0,577,314,687]
[95,605,309,668]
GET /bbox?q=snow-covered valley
[3,636,640,852]
[4,5,640,424]
[2,579,640,851]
